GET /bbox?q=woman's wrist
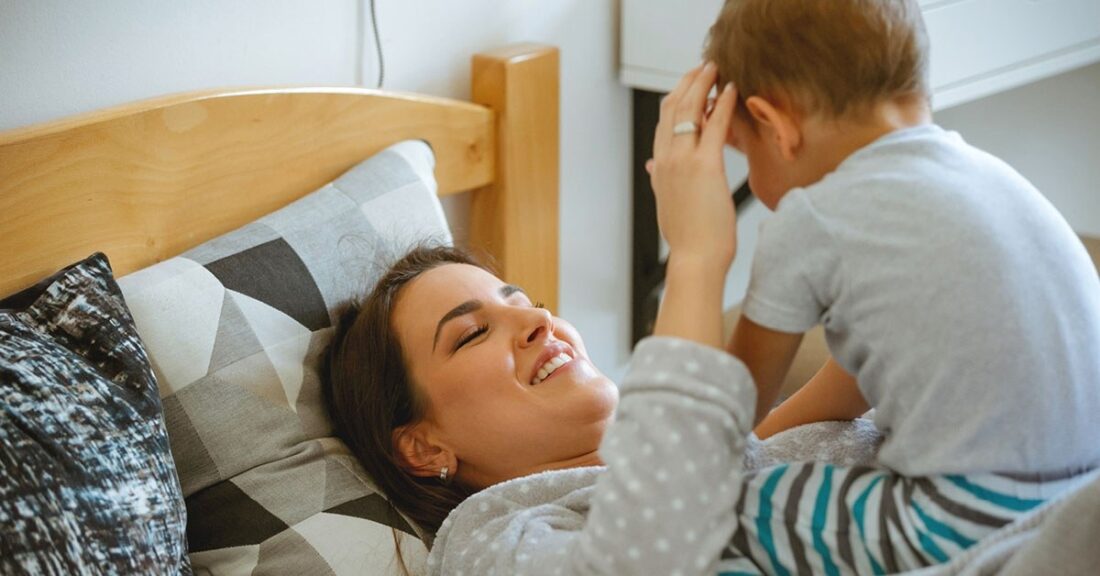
[652,252,731,349]
[666,250,734,282]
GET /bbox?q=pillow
[117,141,447,574]
[0,253,190,574]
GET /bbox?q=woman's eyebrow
[433,300,481,352]
[431,284,528,352]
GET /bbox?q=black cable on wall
[369,0,384,88]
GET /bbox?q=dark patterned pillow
[0,253,190,574]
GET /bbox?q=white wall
[0,1,361,126]
[0,0,636,381]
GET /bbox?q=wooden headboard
[0,43,559,310]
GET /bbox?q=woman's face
[392,263,619,489]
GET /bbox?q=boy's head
[706,0,929,124]
[704,0,931,206]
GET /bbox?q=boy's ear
[392,423,456,479]
[745,95,802,161]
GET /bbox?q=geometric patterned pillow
[0,253,190,574]
[117,141,446,575]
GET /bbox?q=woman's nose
[518,307,554,347]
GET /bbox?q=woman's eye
[455,325,488,351]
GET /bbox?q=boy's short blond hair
[705,0,930,123]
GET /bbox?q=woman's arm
[428,337,759,576]
[432,63,757,576]
[433,63,756,576]
[646,62,739,351]
[574,61,748,575]
[653,255,728,349]
[753,356,870,439]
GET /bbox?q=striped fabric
[717,463,1094,575]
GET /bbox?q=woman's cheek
[466,345,517,384]
[554,318,588,356]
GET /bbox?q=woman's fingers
[678,62,718,123]
[670,62,719,150]
[700,96,717,130]
[654,65,702,159]
[700,83,737,152]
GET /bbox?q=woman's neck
[462,450,604,490]
[527,451,605,476]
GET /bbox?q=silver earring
[439,466,449,482]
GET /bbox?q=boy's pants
[714,463,1095,575]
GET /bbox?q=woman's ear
[745,95,802,161]
[392,423,456,479]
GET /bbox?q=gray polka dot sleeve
[427,336,758,575]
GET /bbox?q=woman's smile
[531,351,571,386]
[529,342,574,386]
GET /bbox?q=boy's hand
[647,62,739,272]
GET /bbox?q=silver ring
[672,121,699,136]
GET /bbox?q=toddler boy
[711,0,1100,479]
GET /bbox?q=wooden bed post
[471,44,560,312]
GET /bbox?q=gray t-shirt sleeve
[428,337,758,575]
[742,192,838,334]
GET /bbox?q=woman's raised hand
[647,62,739,272]
[646,63,739,349]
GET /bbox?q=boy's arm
[753,356,870,439]
[726,316,803,424]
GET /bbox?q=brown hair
[704,0,930,124]
[321,245,483,557]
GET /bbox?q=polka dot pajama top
[425,337,1086,575]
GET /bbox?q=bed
[0,43,558,575]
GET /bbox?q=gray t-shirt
[742,123,1100,476]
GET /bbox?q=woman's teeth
[532,352,571,385]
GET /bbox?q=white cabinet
[621,0,1100,109]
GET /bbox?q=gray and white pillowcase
[117,140,446,574]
